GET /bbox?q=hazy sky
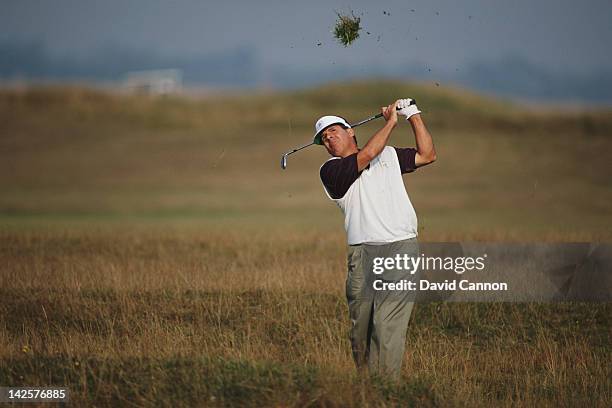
[2,0,611,75]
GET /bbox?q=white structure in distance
[123,69,182,95]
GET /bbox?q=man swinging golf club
[316,98,436,380]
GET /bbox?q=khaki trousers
[346,237,420,380]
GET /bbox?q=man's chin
[330,146,344,156]
[326,147,339,157]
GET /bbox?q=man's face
[321,124,356,157]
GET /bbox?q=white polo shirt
[320,146,418,245]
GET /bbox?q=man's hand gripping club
[356,100,400,172]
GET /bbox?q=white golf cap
[313,115,351,145]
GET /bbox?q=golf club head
[281,154,288,170]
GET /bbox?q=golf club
[280,100,416,170]
[280,141,315,170]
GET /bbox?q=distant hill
[0,42,259,87]
[458,56,612,104]
[2,42,612,104]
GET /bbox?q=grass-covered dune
[1,80,611,238]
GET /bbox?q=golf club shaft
[286,141,314,155]
[350,112,383,128]
[350,100,416,128]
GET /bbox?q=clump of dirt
[333,11,361,47]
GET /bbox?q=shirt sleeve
[394,147,418,174]
[320,153,360,199]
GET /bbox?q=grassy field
[1,81,611,406]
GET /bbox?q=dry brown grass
[1,228,610,406]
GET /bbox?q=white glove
[397,98,421,120]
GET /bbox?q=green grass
[1,356,441,407]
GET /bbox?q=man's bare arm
[409,114,437,167]
[356,101,399,171]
